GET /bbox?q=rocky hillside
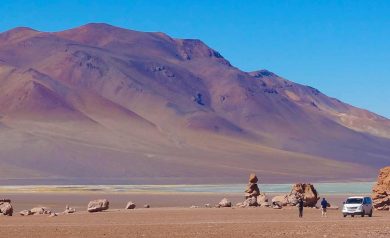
[0,23,389,184]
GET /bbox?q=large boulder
[87,199,109,212]
[271,183,319,208]
[218,198,232,207]
[271,195,288,207]
[0,202,13,216]
[290,183,320,207]
[372,166,390,210]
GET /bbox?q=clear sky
[1,0,389,118]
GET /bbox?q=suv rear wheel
[368,210,373,217]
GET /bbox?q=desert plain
[1,191,389,238]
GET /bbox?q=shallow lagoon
[0,182,374,195]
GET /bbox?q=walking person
[298,198,304,218]
[321,198,328,217]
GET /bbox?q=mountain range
[0,23,389,184]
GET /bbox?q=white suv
[342,196,373,217]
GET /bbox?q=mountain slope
[0,23,389,184]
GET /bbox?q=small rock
[328,206,339,210]
[218,198,232,207]
[259,202,270,207]
[64,205,76,214]
[19,210,32,216]
[243,197,258,207]
[190,205,199,208]
[30,207,52,215]
[125,201,136,210]
[204,203,211,208]
[272,204,282,209]
[144,204,150,208]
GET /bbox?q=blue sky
[1,0,389,118]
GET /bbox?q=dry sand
[1,193,389,238]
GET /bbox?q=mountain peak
[0,27,40,42]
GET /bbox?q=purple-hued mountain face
[0,23,389,184]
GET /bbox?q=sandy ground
[1,193,388,238]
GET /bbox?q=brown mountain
[0,23,389,184]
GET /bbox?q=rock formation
[290,183,319,207]
[87,199,109,212]
[125,201,136,209]
[271,183,319,208]
[236,173,269,207]
[0,200,13,216]
[372,166,390,210]
[243,173,260,206]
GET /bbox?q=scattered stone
[0,201,13,216]
[87,199,109,212]
[328,206,339,210]
[144,204,150,208]
[272,203,282,209]
[190,205,199,208]
[243,197,258,207]
[64,205,76,214]
[204,203,211,208]
[30,207,52,215]
[260,202,270,207]
[49,213,57,217]
[125,201,136,210]
[372,166,390,210]
[19,210,32,216]
[257,192,268,203]
[218,198,232,207]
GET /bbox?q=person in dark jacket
[321,198,328,217]
[298,198,304,218]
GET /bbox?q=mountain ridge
[0,23,389,184]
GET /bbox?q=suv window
[346,198,363,204]
[365,197,372,204]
